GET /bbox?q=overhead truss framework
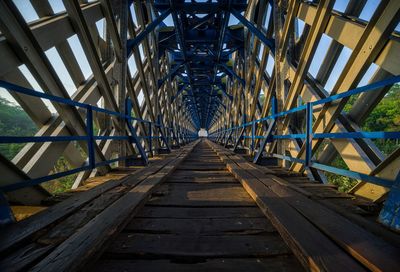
[152,0,248,129]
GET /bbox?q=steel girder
[154,0,248,129]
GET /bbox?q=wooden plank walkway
[208,140,400,271]
[1,139,399,271]
[0,142,198,272]
[92,140,303,271]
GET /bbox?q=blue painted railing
[209,76,400,188]
[0,80,197,193]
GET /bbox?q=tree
[0,97,77,194]
[0,97,36,159]
[330,84,400,191]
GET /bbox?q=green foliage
[327,173,358,192]
[330,84,400,191]
[0,97,36,159]
[41,156,77,194]
[325,157,358,192]
[0,97,75,194]
[221,76,227,84]
[363,85,400,133]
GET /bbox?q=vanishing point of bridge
[0,0,400,271]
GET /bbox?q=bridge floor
[92,141,303,271]
[1,140,399,271]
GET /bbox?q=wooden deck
[92,141,303,271]
[0,139,399,272]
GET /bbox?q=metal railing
[0,80,198,192]
[209,76,400,188]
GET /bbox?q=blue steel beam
[158,61,185,88]
[222,45,241,57]
[154,1,246,129]
[171,84,188,102]
[154,2,247,13]
[206,0,231,129]
[379,172,400,232]
[230,9,275,53]
[218,63,245,86]
[125,99,149,165]
[0,193,14,224]
[169,2,201,128]
[127,8,171,56]
[214,84,233,101]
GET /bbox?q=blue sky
[1,0,398,112]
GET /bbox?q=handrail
[209,76,400,188]
[0,80,198,192]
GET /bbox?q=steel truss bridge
[0,0,400,271]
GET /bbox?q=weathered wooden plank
[37,185,127,245]
[92,257,303,272]
[0,243,53,272]
[10,206,48,221]
[177,163,226,170]
[184,158,221,162]
[125,217,276,234]
[3,187,128,271]
[172,170,231,178]
[90,142,301,271]
[2,200,143,272]
[0,148,185,253]
[185,153,217,156]
[264,180,400,271]
[294,183,338,188]
[29,141,199,272]
[135,206,266,219]
[148,183,256,207]
[185,156,221,160]
[104,233,291,258]
[0,178,119,253]
[0,147,196,271]
[317,198,400,246]
[219,145,400,271]
[305,188,354,199]
[167,176,237,184]
[186,154,220,157]
[208,141,365,271]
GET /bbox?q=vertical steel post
[271,96,277,115]
[125,98,132,151]
[86,106,95,169]
[111,0,129,167]
[0,193,14,225]
[251,121,256,152]
[305,102,313,166]
[379,172,400,232]
[148,123,152,156]
[157,114,171,152]
[125,98,148,164]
